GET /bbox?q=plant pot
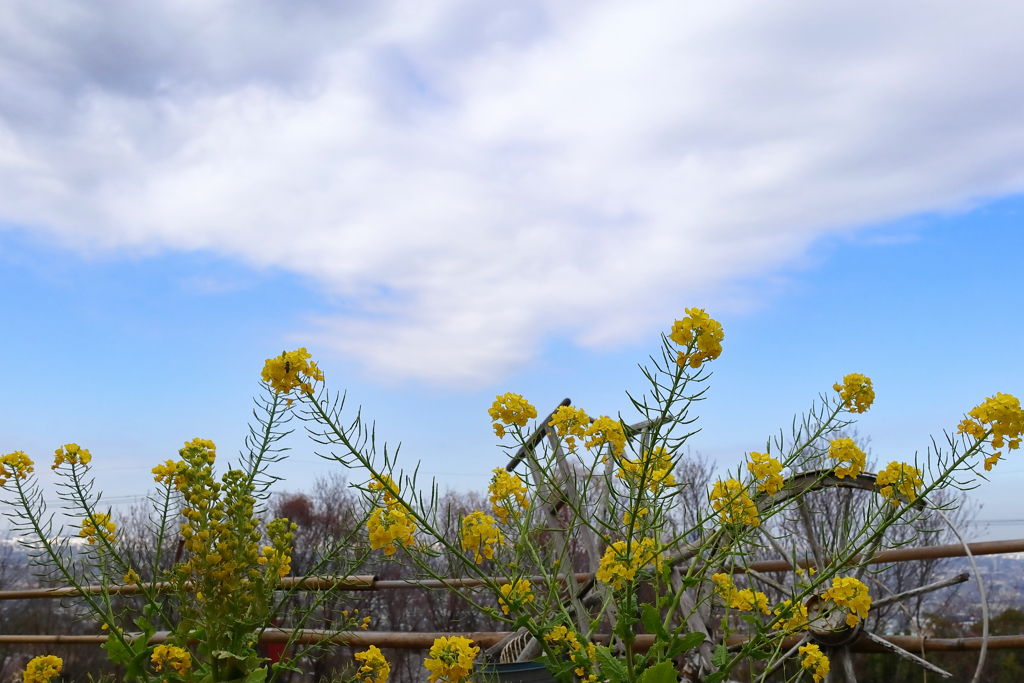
[475,662,557,683]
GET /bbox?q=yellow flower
[460,511,503,564]
[711,573,768,614]
[596,538,661,589]
[488,393,537,438]
[548,405,591,452]
[423,636,479,683]
[79,513,116,545]
[834,373,874,413]
[488,469,528,523]
[583,416,627,456]
[498,579,534,615]
[23,656,62,683]
[822,576,872,627]
[543,624,584,652]
[367,507,417,556]
[151,645,192,675]
[261,347,324,399]
[355,645,390,683]
[829,438,866,479]
[772,599,809,631]
[669,308,724,368]
[369,474,401,510]
[875,461,924,505]
[798,643,830,682]
[616,447,676,493]
[123,569,140,585]
[52,443,92,470]
[709,479,760,526]
[958,393,1024,470]
[0,451,34,486]
[152,459,185,488]
[746,452,784,495]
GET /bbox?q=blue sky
[2,197,1023,539]
[2,1,1024,541]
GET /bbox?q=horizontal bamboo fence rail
[3,537,1022,601]
[1,631,1022,652]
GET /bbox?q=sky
[1,0,1024,542]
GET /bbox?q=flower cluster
[369,474,401,509]
[23,656,62,683]
[424,636,479,683]
[488,393,537,439]
[368,506,417,556]
[875,461,923,505]
[461,511,503,564]
[583,416,627,456]
[123,568,140,585]
[261,347,324,401]
[669,308,725,368]
[798,643,830,683]
[488,469,528,523]
[833,373,875,414]
[711,573,770,614]
[498,578,534,615]
[709,479,760,526]
[52,443,91,470]
[354,645,391,683]
[958,392,1024,470]
[171,438,294,617]
[829,438,866,479]
[151,644,192,675]
[616,447,676,494]
[822,576,872,627]
[746,452,784,495]
[80,512,116,546]
[543,625,597,678]
[548,405,591,452]
[595,538,661,589]
[152,459,185,488]
[0,451,34,486]
[772,599,809,632]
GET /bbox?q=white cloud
[3,0,1024,384]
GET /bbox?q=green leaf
[705,673,727,683]
[244,668,269,683]
[214,650,247,662]
[711,644,729,669]
[740,615,759,625]
[593,645,628,683]
[666,632,705,658]
[638,661,676,683]
[641,605,669,641]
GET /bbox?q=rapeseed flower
[354,645,390,683]
[798,643,829,682]
[958,392,1023,470]
[367,507,416,556]
[424,636,479,683]
[822,576,872,627]
[875,461,923,505]
[261,347,324,401]
[461,511,503,564]
[670,308,724,368]
[23,656,62,683]
[0,451,34,486]
[487,469,528,523]
[834,373,874,413]
[583,416,627,456]
[709,479,759,526]
[52,443,91,469]
[616,447,676,494]
[498,578,534,615]
[80,513,116,545]
[548,405,591,452]
[596,538,661,589]
[488,393,537,439]
[151,644,192,675]
[829,438,866,479]
[772,599,809,632]
[747,452,784,495]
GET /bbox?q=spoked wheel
[746,470,989,683]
